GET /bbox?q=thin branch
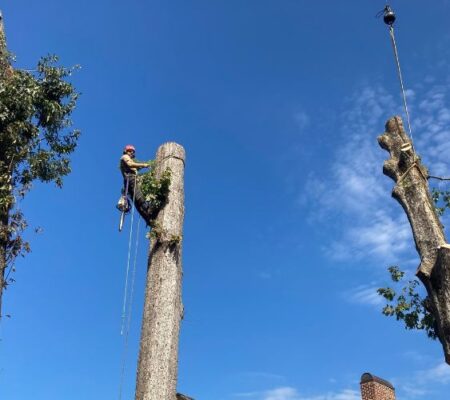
[429,175,450,181]
[4,263,14,282]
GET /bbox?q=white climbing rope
[120,175,137,336]
[388,25,414,146]
[118,214,141,400]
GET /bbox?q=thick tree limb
[378,116,450,363]
[135,142,186,400]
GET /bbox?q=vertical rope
[126,216,140,339]
[121,175,137,335]
[118,216,141,400]
[389,25,414,146]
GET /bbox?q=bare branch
[429,175,450,181]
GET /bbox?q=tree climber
[120,144,152,220]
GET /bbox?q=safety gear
[124,144,136,152]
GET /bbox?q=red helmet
[124,144,135,152]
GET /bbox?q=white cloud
[263,387,300,400]
[345,284,384,307]
[400,384,428,398]
[418,362,450,384]
[326,211,411,261]
[235,387,360,400]
[302,79,450,264]
[414,83,450,177]
[392,361,450,399]
[235,363,450,400]
[294,110,310,131]
[324,389,360,400]
[240,371,286,381]
[402,350,426,362]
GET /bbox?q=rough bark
[378,116,450,363]
[135,142,186,400]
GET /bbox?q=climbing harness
[378,5,414,147]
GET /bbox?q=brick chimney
[360,373,395,400]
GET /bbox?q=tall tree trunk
[378,116,450,363]
[135,142,185,400]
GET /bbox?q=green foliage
[139,161,171,213]
[377,185,450,339]
[0,53,80,282]
[431,188,450,217]
[0,55,80,192]
[378,266,437,339]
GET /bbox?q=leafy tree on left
[0,18,80,317]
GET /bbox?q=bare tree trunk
[378,116,450,363]
[135,142,185,400]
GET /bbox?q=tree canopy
[0,43,80,312]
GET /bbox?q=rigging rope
[380,7,450,182]
[388,25,414,145]
[118,215,141,400]
[120,175,137,336]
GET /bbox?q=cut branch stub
[379,116,450,364]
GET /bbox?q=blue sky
[1,1,450,399]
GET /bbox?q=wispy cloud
[239,371,286,382]
[400,384,428,398]
[325,211,411,261]
[293,110,310,131]
[418,362,450,384]
[235,387,359,400]
[344,284,384,307]
[235,362,450,400]
[302,79,450,264]
[394,360,450,398]
[414,81,450,177]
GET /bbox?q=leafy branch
[431,188,450,217]
[0,52,80,298]
[377,186,450,339]
[377,266,437,339]
[139,161,171,223]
